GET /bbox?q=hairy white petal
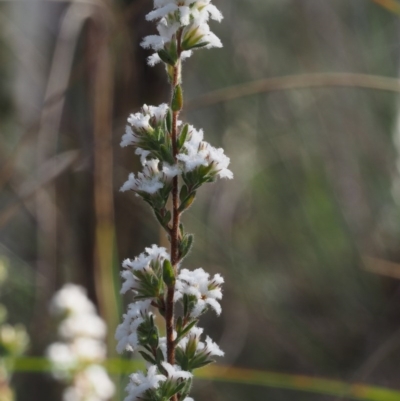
[146,3,178,21]
[148,53,162,66]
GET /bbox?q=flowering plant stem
[116,2,232,401]
[167,59,181,390]
[168,30,185,399]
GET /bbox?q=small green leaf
[179,234,194,260]
[160,144,174,164]
[182,40,209,51]
[166,64,175,83]
[175,320,198,344]
[179,185,188,203]
[172,85,183,112]
[163,259,176,286]
[189,358,213,370]
[178,124,189,150]
[176,316,183,334]
[168,39,179,63]
[157,49,177,66]
[149,328,159,349]
[183,294,189,317]
[139,350,156,364]
[178,192,196,212]
[156,347,165,363]
[166,109,172,133]
[163,210,171,225]
[174,381,187,395]
[189,41,209,49]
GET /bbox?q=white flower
[177,127,233,179]
[47,285,113,401]
[182,22,223,49]
[120,159,170,195]
[145,244,171,261]
[175,268,224,317]
[161,362,192,381]
[50,284,96,317]
[177,326,224,358]
[125,365,166,401]
[141,0,223,66]
[203,336,224,357]
[115,300,152,354]
[70,338,107,362]
[64,365,115,401]
[120,245,170,295]
[147,0,223,26]
[146,3,178,22]
[162,163,181,178]
[206,145,233,179]
[59,314,107,340]
[147,53,162,66]
[121,104,169,148]
[47,342,77,373]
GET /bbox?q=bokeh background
[2,0,400,400]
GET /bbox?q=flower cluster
[175,268,224,318]
[115,300,152,354]
[46,284,115,401]
[121,111,233,228]
[0,260,29,401]
[125,363,195,401]
[178,126,233,180]
[120,245,170,297]
[141,0,223,66]
[118,0,229,400]
[117,246,225,401]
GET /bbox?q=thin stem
[166,33,183,401]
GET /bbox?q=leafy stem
[166,31,183,401]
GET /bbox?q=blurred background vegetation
[2,0,400,400]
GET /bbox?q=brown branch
[185,72,400,111]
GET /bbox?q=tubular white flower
[177,326,224,358]
[141,0,223,66]
[58,314,106,340]
[47,342,77,374]
[47,285,114,401]
[120,159,175,195]
[177,126,233,180]
[204,335,224,357]
[64,365,115,401]
[182,22,223,49]
[120,245,170,295]
[147,53,162,66]
[115,300,152,354]
[70,338,107,362]
[121,104,169,148]
[176,326,203,350]
[50,284,96,317]
[120,172,163,194]
[146,3,178,22]
[161,362,192,381]
[125,365,166,401]
[162,162,181,178]
[175,268,224,317]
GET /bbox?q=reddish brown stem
[166,37,183,401]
